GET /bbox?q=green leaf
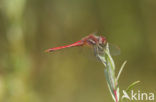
[98,43,120,102]
[116,61,127,82]
[105,43,115,71]
[126,81,140,93]
[116,87,120,101]
[104,69,116,102]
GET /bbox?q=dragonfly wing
[109,43,120,56]
[93,43,120,57]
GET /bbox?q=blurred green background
[0,0,156,102]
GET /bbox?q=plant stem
[114,90,118,102]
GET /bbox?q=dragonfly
[45,34,120,57]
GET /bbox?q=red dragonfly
[45,34,107,56]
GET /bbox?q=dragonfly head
[96,36,107,54]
